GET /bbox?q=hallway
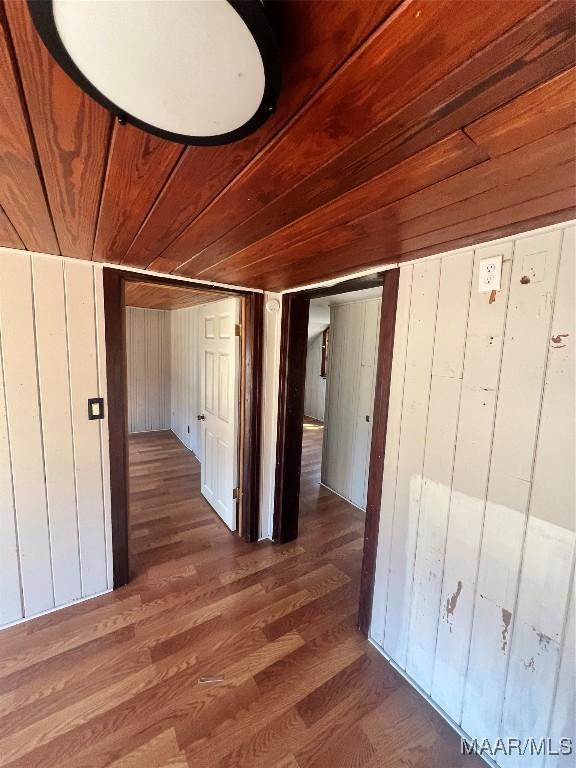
[0,429,481,767]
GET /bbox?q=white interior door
[199,298,239,530]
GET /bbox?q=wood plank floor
[0,428,482,767]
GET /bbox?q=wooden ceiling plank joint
[167,0,560,278]
[5,0,113,260]
[0,1,60,254]
[122,0,403,270]
[92,122,184,263]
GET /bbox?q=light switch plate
[479,254,502,292]
[88,397,104,420]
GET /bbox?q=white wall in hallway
[322,297,380,510]
[126,307,171,433]
[370,222,575,767]
[0,249,112,629]
[304,332,327,422]
[170,306,202,457]
[260,293,282,539]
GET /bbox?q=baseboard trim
[319,481,366,513]
[0,588,113,632]
[368,637,498,768]
[169,428,199,460]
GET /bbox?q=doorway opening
[103,270,263,588]
[274,270,400,634]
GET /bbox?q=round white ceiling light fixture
[28,0,281,145]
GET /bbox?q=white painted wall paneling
[369,223,575,768]
[321,297,381,510]
[0,251,112,629]
[382,259,440,666]
[432,242,513,721]
[170,306,201,456]
[304,332,327,422]
[126,307,171,434]
[260,293,282,539]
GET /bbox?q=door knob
[197,414,206,420]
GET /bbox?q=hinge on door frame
[235,323,242,338]
[233,487,239,500]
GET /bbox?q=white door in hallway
[199,298,239,530]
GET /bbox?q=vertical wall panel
[260,293,282,539]
[462,230,562,740]
[499,230,575,765]
[0,249,115,628]
[32,255,82,605]
[322,298,380,509]
[304,333,327,422]
[0,330,22,624]
[406,251,473,692]
[545,594,575,768]
[431,243,513,721]
[370,266,413,645]
[0,252,54,616]
[349,299,380,508]
[383,260,441,667]
[369,222,574,768]
[126,307,171,433]
[94,265,113,590]
[170,306,201,456]
[65,260,108,597]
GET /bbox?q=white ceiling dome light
[29,0,281,145]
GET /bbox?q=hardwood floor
[0,429,482,767]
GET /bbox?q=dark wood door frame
[273,269,400,636]
[103,268,263,589]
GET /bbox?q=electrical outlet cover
[478,254,503,292]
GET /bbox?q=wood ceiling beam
[0,3,58,254]
[197,131,489,282]
[173,0,575,280]
[198,68,576,284]
[124,282,226,311]
[121,0,400,269]
[224,127,576,289]
[159,0,546,276]
[5,1,112,259]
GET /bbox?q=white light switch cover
[478,254,503,292]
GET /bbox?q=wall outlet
[479,254,502,292]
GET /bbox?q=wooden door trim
[103,268,263,588]
[358,269,399,635]
[272,269,400,635]
[102,268,130,588]
[273,293,310,543]
[239,292,264,542]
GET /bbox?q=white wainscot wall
[304,333,327,422]
[0,250,112,628]
[170,306,202,457]
[259,293,282,539]
[322,297,380,510]
[370,224,575,768]
[126,307,171,433]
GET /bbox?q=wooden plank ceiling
[124,282,227,311]
[1,0,574,291]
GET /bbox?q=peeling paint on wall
[523,656,536,672]
[501,609,512,653]
[446,580,463,631]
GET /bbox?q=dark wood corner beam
[273,293,310,543]
[102,268,130,588]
